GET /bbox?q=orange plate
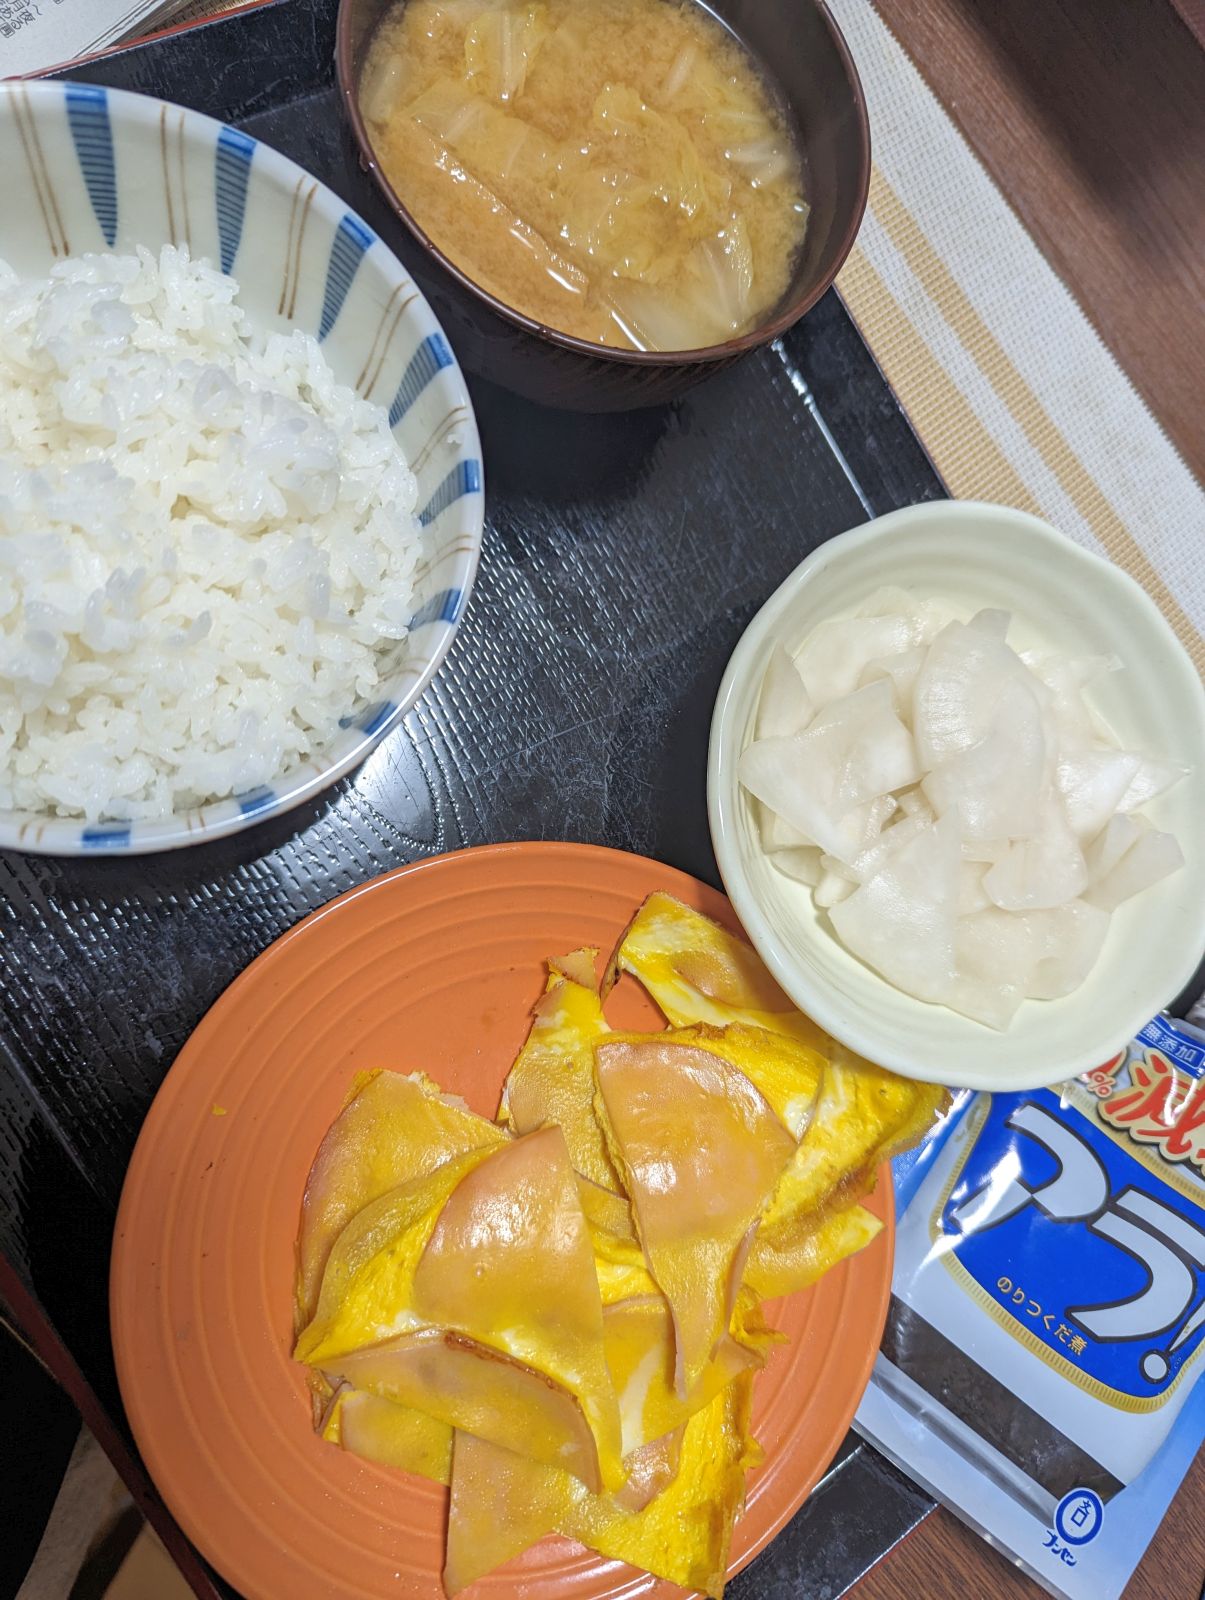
[111,842,893,1600]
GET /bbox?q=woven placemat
[830,0,1204,675]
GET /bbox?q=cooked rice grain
[0,245,422,821]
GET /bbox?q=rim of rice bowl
[0,82,483,855]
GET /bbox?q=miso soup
[361,0,808,351]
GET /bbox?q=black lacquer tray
[3,0,946,1592]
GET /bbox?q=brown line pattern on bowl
[275,176,307,316]
[278,176,304,316]
[24,86,70,256]
[357,282,417,399]
[13,86,69,257]
[410,404,468,476]
[287,182,318,321]
[159,104,177,243]
[175,108,191,250]
[408,533,476,590]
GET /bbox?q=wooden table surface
[849,1445,1205,1600]
[871,0,1205,484]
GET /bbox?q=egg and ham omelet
[293,892,947,1596]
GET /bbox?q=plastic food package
[856,1013,1205,1599]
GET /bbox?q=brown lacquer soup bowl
[335,0,871,410]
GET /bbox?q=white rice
[0,244,422,822]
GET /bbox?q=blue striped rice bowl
[0,81,483,854]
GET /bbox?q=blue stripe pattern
[214,126,255,275]
[359,702,398,737]
[236,787,277,818]
[388,332,454,427]
[408,588,463,629]
[66,86,117,246]
[81,825,132,849]
[418,460,482,528]
[339,701,397,736]
[319,213,375,341]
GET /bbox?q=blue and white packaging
[855,1014,1205,1600]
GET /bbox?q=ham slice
[499,950,620,1192]
[295,1070,505,1328]
[331,1387,452,1485]
[328,1328,603,1490]
[412,1124,623,1490]
[443,1373,760,1600]
[299,1129,623,1492]
[607,890,827,1051]
[595,1034,796,1397]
